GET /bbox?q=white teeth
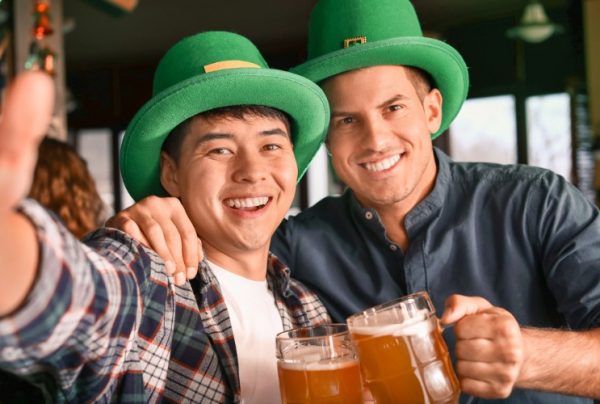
[364,154,401,172]
[225,196,269,209]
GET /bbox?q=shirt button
[365,211,373,220]
[390,244,398,251]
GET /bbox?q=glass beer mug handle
[437,317,455,333]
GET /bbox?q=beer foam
[279,357,359,371]
[350,311,435,337]
[280,345,323,363]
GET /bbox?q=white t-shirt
[208,260,284,404]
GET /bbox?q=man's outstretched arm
[0,72,55,316]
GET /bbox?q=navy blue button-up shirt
[272,148,600,403]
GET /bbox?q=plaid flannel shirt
[0,200,330,403]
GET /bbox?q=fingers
[456,327,523,399]
[127,203,182,275]
[459,375,513,400]
[443,295,523,399]
[0,72,55,212]
[0,72,55,152]
[456,356,522,398]
[108,196,200,285]
[169,198,202,279]
[440,294,493,325]
[107,208,179,276]
[106,214,151,247]
[454,306,520,340]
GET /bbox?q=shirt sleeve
[0,199,158,392]
[532,172,600,329]
[270,218,295,273]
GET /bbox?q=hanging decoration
[25,0,56,75]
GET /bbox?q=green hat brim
[121,68,330,201]
[291,37,469,138]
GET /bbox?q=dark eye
[210,147,232,155]
[388,104,403,112]
[341,116,355,125]
[264,144,282,151]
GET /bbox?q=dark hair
[161,105,292,161]
[29,137,106,238]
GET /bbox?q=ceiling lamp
[506,0,563,43]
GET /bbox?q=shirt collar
[194,253,293,296]
[346,147,452,235]
[403,147,451,231]
[266,253,294,298]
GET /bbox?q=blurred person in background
[29,136,106,238]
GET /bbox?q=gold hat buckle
[343,36,367,48]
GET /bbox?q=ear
[324,138,333,156]
[159,151,181,197]
[424,88,443,135]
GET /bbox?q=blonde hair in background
[29,137,106,238]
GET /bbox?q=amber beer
[277,356,363,403]
[347,292,460,404]
[276,324,364,404]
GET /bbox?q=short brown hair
[404,66,435,102]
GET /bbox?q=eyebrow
[330,94,411,117]
[261,128,290,139]
[376,94,410,109]
[191,127,290,149]
[191,133,232,149]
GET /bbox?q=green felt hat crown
[291,0,469,138]
[121,31,330,201]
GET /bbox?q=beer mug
[346,292,460,404]
[276,324,365,404]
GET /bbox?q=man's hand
[441,294,524,399]
[0,72,55,213]
[106,196,202,285]
[0,72,55,315]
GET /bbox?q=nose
[362,114,393,152]
[231,149,268,183]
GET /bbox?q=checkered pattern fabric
[0,200,330,403]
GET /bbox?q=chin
[364,189,410,205]
[232,233,272,251]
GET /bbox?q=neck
[360,154,438,251]
[202,243,269,281]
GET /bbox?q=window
[118,131,136,210]
[76,129,115,215]
[449,95,517,164]
[526,93,571,180]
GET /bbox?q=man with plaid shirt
[0,31,331,403]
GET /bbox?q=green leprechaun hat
[121,31,330,201]
[292,0,469,138]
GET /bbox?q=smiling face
[322,65,443,212]
[160,110,297,265]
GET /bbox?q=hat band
[204,60,261,73]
